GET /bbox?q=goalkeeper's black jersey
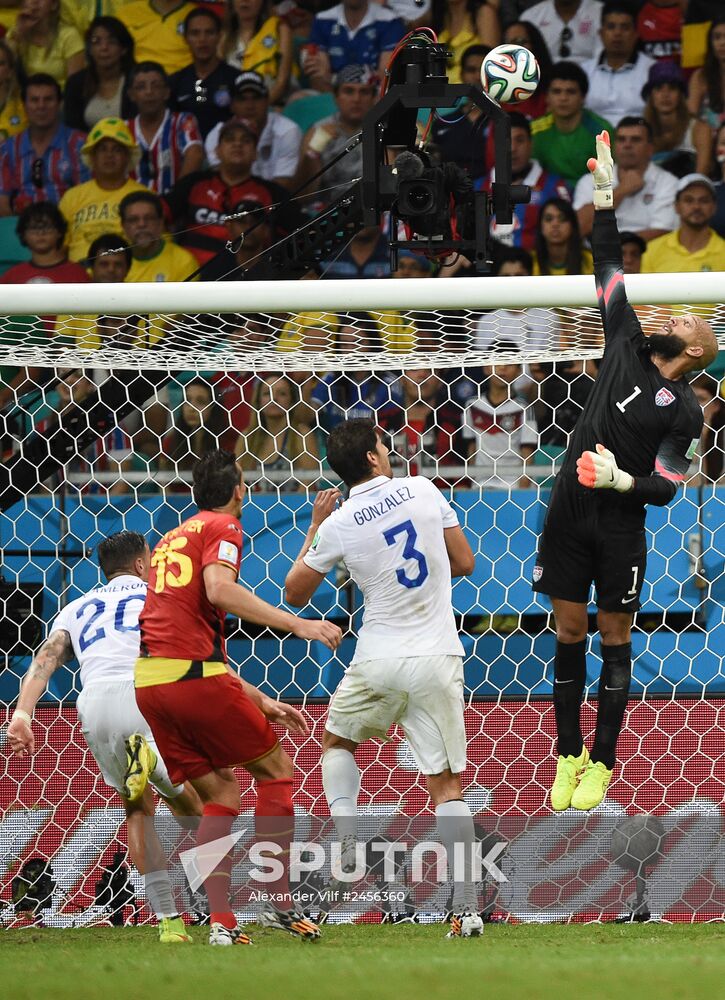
[560,210,703,509]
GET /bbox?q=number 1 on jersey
[616,386,642,413]
[383,520,429,589]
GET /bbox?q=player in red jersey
[135,450,342,946]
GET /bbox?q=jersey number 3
[383,520,429,589]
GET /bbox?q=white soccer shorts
[325,654,467,775]
[76,679,183,799]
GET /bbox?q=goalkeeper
[532,131,717,812]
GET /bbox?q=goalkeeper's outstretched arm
[587,130,643,346]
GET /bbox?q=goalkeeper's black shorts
[531,473,647,612]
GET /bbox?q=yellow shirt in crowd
[531,249,594,276]
[117,0,197,76]
[641,228,725,273]
[9,23,84,87]
[58,177,148,262]
[128,239,198,283]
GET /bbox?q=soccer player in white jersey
[285,419,482,938]
[6,531,201,942]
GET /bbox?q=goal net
[1,273,724,927]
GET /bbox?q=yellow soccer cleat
[570,760,613,811]
[550,746,590,811]
[159,915,192,944]
[123,733,157,803]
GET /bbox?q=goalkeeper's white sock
[322,748,360,842]
[144,869,177,919]
[436,800,478,913]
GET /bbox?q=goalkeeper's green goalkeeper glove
[577,443,633,492]
[587,130,614,210]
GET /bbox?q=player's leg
[123,785,192,943]
[322,663,405,874]
[549,598,591,811]
[571,522,646,809]
[396,655,482,937]
[321,730,360,873]
[245,744,321,940]
[76,681,195,939]
[571,609,633,810]
[187,767,251,945]
[532,483,596,809]
[426,769,483,939]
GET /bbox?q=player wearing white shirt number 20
[6,531,200,943]
[285,419,482,939]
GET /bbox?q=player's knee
[556,622,587,644]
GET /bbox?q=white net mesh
[2,278,725,926]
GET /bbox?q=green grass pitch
[3,923,725,1000]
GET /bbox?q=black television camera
[242,33,530,278]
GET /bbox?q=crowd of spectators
[0,0,723,492]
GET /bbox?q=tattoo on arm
[28,631,73,683]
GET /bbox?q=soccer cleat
[159,915,192,944]
[123,732,157,803]
[446,910,484,938]
[570,760,613,811]
[208,922,253,946]
[258,904,321,940]
[550,745,590,811]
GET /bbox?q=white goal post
[1,271,724,925]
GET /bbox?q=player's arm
[444,525,475,578]
[285,488,342,607]
[577,425,699,506]
[6,630,73,756]
[225,667,309,735]
[588,131,643,346]
[203,562,341,650]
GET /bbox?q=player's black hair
[601,1,637,26]
[16,202,67,248]
[547,61,588,98]
[97,530,147,579]
[86,233,132,271]
[184,5,222,33]
[129,61,169,87]
[21,72,62,103]
[192,449,241,509]
[617,115,654,142]
[326,418,380,488]
[119,190,164,220]
[509,111,531,136]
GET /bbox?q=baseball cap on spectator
[233,71,268,97]
[334,64,378,89]
[81,117,141,168]
[219,117,259,142]
[641,61,687,101]
[676,173,716,197]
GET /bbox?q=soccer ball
[610,815,665,873]
[480,45,540,104]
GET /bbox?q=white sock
[435,800,478,913]
[322,748,360,841]
[144,869,177,920]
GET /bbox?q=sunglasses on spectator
[559,26,573,58]
[31,157,43,189]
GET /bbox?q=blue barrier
[2,488,723,700]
